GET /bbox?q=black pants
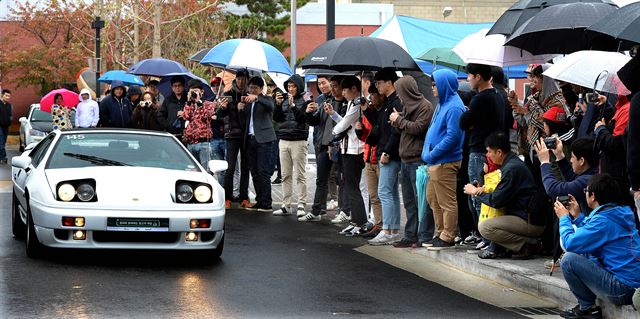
[312,146,333,215]
[224,138,249,201]
[248,136,274,207]
[342,154,366,225]
[336,153,350,214]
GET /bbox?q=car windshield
[46,132,200,171]
[30,108,52,122]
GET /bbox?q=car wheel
[11,190,26,239]
[26,202,44,258]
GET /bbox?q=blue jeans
[0,126,7,160]
[379,160,401,230]
[210,138,227,184]
[561,252,636,310]
[187,142,211,171]
[401,161,431,241]
[468,152,486,220]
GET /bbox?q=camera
[557,195,571,207]
[353,96,366,106]
[190,91,199,100]
[585,92,599,104]
[140,101,150,108]
[543,137,557,149]
[471,180,479,187]
[240,95,248,103]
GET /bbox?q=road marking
[356,245,558,319]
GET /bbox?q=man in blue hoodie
[99,80,132,128]
[554,174,640,319]
[421,69,466,250]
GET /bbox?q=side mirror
[208,160,228,173]
[12,156,32,170]
[19,117,27,123]
[25,143,38,151]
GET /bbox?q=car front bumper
[29,201,225,250]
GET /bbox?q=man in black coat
[0,89,12,165]
[99,80,132,128]
[158,76,187,136]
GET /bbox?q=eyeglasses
[583,187,589,193]
[431,83,437,88]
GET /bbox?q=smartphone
[578,93,583,105]
[585,92,599,104]
[303,92,313,102]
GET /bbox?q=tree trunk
[152,0,162,58]
[133,2,140,63]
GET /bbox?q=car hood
[30,121,53,133]
[44,166,221,210]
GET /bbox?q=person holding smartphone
[272,74,312,217]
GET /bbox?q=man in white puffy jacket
[75,88,100,128]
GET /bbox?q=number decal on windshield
[65,134,86,140]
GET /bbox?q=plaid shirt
[182,100,216,145]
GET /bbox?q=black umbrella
[586,2,640,51]
[188,48,212,63]
[488,0,616,36]
[505,2,618,55]
[299,36,420,72]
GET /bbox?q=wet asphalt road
[0,195,524,319]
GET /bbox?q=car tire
[12,191,26,239]
[26,202,44,258]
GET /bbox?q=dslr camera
[543,136,557,149]
[353,96,366,106]
[140,101,150,108]
[557,195,571,207]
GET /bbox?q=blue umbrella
[158,72,214,101]
[98,70,144,86]
[127,58,189,76]
[200,38,292,75]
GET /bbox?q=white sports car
[11,129,227,259]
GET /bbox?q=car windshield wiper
[63,152,131,166]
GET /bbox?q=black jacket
[219,81,247,139]
[243,94,277,144]
[99,89,132,128]
[306,92,334,149]
[627,93,640,190]
[595,122,629,192]
[459,88,506,153]
[274,74,309,141]
[158,92,187,134]
[0,99,12,127]
[476,153,537,222]
[374,92,403,161]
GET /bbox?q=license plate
[107,218,169,232]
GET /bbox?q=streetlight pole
[327,0,335,41]
[91,16,105,99]
[290,0,297,71]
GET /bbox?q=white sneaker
[273,207,291,216]
[298,213,321,222]
[339,223,356,235]
[331,211,351,224]
[326,199,338,211]
[296,204,306,217]
[368,232,401,246]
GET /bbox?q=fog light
[185,232,198,241]
[72,230,86,240]
[74,217,85,227]
[189,219,211,229]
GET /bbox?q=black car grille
[93,231,180,243]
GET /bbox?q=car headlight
[177,183,193,202]
[194,185,212,203]
[76,183,95,202]
[29,129,46,137]
[58,183,76,201]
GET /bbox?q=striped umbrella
[199,39,292,75]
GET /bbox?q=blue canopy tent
[370,15,529,79]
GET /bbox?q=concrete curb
[409,246,639,319]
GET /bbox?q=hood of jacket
[395,75,430,114]
[231,80,246,95]
[127,86,143,100]
[284,74,305,98]
[79,88,93,102]
[110,80,127,99]
[433,69,463,108]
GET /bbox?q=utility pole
[327,0,335,40]
[92,0,104,99]
[290,0,297,70]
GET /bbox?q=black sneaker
[345,226,365,237]
[426,238,455,251]
[271,177,282,184]
[393,238,416,248]
[421,237,438,248]
[560,305,602,319]
[248,204,272,212]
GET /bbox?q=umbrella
[416,165,429,228]
[127,58,190,76]
[200,38,293,75]
[40,89,79,113]
[542,50,631,95]
[157,72,215,101]
[299,36,420,72]
[99,70,144,86]
[417,48,466,71]
[488,0,616,36]
[453,29,554,67]
[188,48,212,63]
[505,2,619,55]
[586,2,640,51]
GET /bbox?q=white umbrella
[453,29,553,67]
[543,50,631,95]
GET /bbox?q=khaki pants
[364,162,382,225]
[479,215,545,252]
[280,140,308,207]
[426,161,461,242]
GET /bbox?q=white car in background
[18,104,50,152]
[11,129,227,259]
